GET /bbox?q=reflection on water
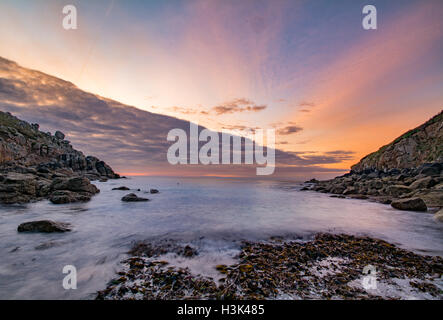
[0,176,442,299]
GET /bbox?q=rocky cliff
[351,111,443,172]
[306,110,443,214]
[0,111,119,204]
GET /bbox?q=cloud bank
[0,57,349,178]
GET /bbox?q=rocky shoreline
[301,110,443,220]
[96,234,443,300]
[303,162,443,220]
[0,111,120,205]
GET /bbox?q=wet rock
[434,209,443,222]
[49,190,92,204]
[51,176,99,194]
[112,186,130,190]
[391,197,427,212]
[216,265,228,273]
[97,234,443,300]
[35,241,64,250]
[349,194,369,200]
[122,193,149,202]
[47,176,99,204]
[182,245,198,257]
[238,264,254,273]
[149,189,159,194]
[17,220,71,233]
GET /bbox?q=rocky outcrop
[305,163,442,209]
[50,177,100,194]
[0,111,119,179]
[305,110,443,216]
[0,111,119,204]
[121,193,149,202]
[17,220,71,233]
[351,111,442,172]
[49,190,94,204]
[391,198,427,212]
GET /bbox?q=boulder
[0,172,38,203]
[17,220,71,233]
[434,209,443,222]
[391,198,427,212]
[386,185,411,197]
[182,245,198,257]
[409,177,437,190]
[112,186,130,190]
[1,172,38,195]
[149,189,159,194]
[417,190,443,208]
[51,177,99,194]
[54,130,65,140]
[122,193,149,202]
[49,190,92,204]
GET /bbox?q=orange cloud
[285,2,443,169]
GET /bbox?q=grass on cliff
[353,110,443,167]
[0,111,41,139]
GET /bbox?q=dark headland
[0,110,119,205]
[303,110,443,220]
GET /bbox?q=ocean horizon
[1,176,442,299]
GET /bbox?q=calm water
[0,176,442,299]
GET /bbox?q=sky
[0,0,442,177]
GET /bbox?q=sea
[0,176,442,299]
